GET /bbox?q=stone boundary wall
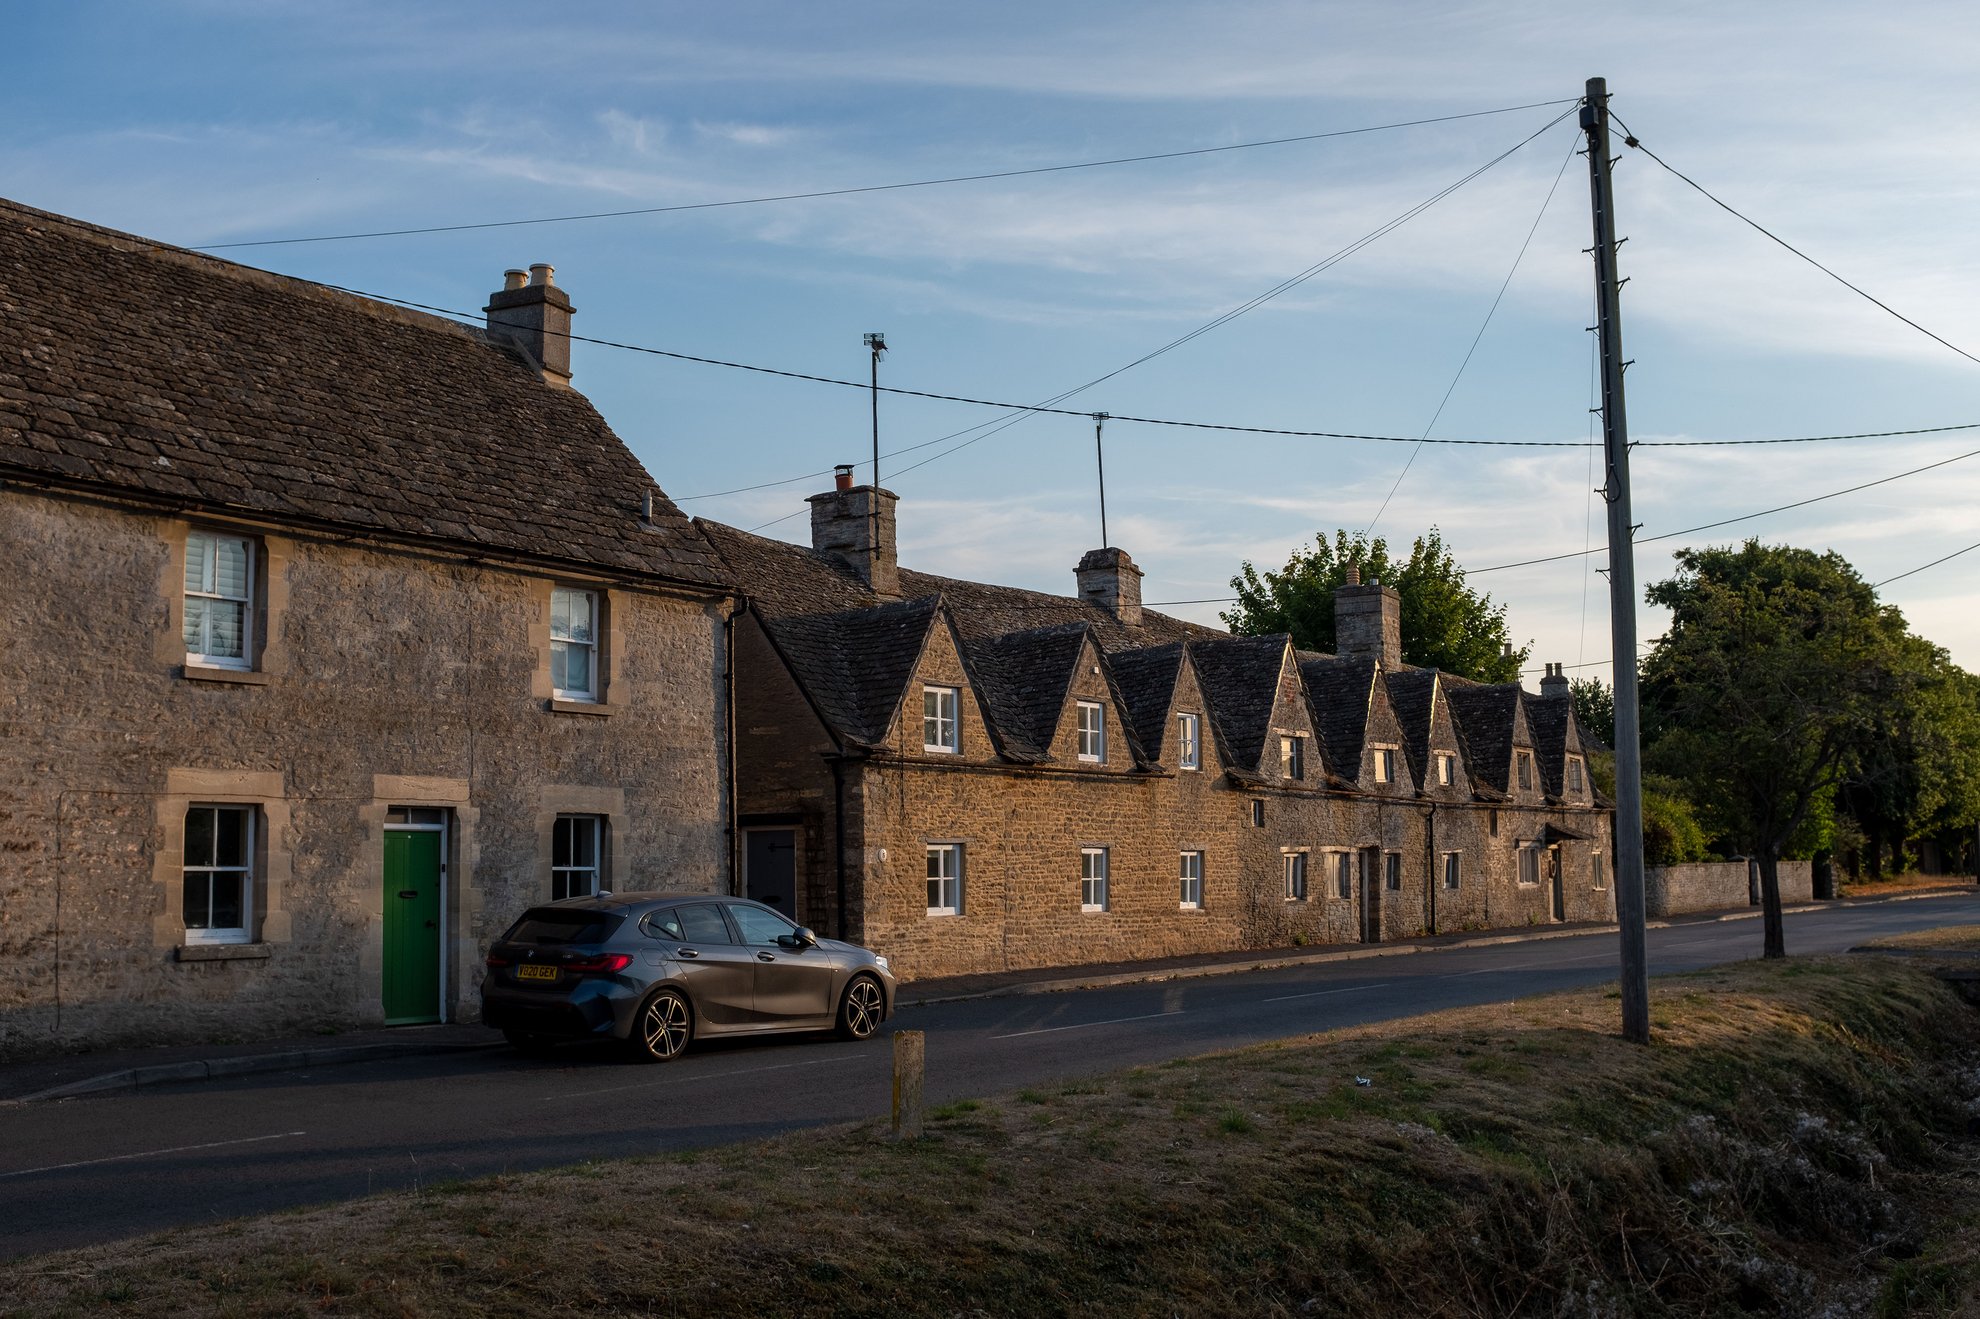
[1646,860,1813,917]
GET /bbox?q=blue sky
[10,1,1980,675]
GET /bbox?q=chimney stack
[1076,547,1143,626]
[1334,569,1401,668]
[1540,662,1570,699]
[808,475,900,598]
[485,263,574,388]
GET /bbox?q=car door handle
[757,951,776,962]
[677,948,700,959]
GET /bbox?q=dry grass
[5,956,1980,1318]
[1840,871,1977,899]
[1861,924,1980,953]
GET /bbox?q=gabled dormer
[1043,631,1138,771]
[1191,635,1313,783]
[893,601,999,763]
[965,623,1141,769]
[1524,673,1595,806]
[1109,641,1213,773]
[1444,682,1526,801]
[757,595,947,752]
[1359,668,1415,795]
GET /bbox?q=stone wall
[1646,860,1814,917]
[0,490,729,1055]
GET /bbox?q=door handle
[424,920,437,929]
[757,951,776,962]
[677,948,700,959]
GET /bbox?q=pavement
[4,881,1971,1105]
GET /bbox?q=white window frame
[1436,752,1455,786]
[1282,735,1305,781]
[1567,756,1585,792]
[550,586,600,702]
[1332,850,1353,901]
[1592,851,1607,890]
[552,813,604,901]
[922,686,960,754]
[1383,850,1402,892]
[183,531,256,670]
[1076,702,1106,763]
[1178,712,1201,770]
[1179,850,1204,909]
[1373,746,1396,784]
[183,803,255,945]
[926,842,963,916]
[1515,750,1535,792]
[1442,851,1462,891]
[1080,846,1109,911]
[1282,850,1309,902]
[1517,843,1542,887]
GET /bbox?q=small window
[1518,844,1541,887]
[552,814,604,901]
[1333,851,1353,901]
[1384,851,1402,892]
[1179,851,1204,909]
[1281,736,1305,781]
[183,804,254,944]
[1442,852,1462,890]
[729,901,799,947]
[1592,852,1607,890]
[1283,851,1308,902]
[674,903,735,945]
[387,806,448,827]
[551,587,600,701]
[1516,751,1534,791]
[1373,747,1396,784]
[1436,752,1454,786]
[1080,847,1109,911]
[1251,800,1265,828]
[926,843,963,915]
[1076,702,1106,763]
[1178,713,1201,771]
[1568,757,1585,792]
[922,686,960,753]
[183,531,255,669]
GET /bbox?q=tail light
[485,953,512,968]
[562,953,634,975]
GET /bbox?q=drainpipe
[1423,800,1438,935]
[831,758,848,940]
[723,596,743,896]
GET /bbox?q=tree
[1641,540,1907,958]
[1838,634,1980,877]
[1224,528,1529,682]
[1571,676,1615,748]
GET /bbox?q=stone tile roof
[1382,666,1440,787]
[762,597,943,749]
[1523,693,1579,798]
[1299,655,1377,783]
[0,198,724,587]
[964,623,1094,763]
[1444,682,1523,796]
[1107,642,1186,763]
[1187,635,1292,776]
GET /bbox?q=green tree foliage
[1224,529,1529,682]
[1839,634,1980,875]
[1570,676,1614,748]
[1642,541,1908,957]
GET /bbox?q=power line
[190,99,1581,251]
[1614,115,1980,372]
[1366,131,1581,536]
[1876,541,1980,589]
[1468,443,1980,575]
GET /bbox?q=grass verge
[5,952,1980,1317]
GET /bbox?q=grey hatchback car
[480,893,895,1061]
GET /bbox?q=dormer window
[1372,747,1396,783]
[1076,701,1106,763]
[1281,735,1305,781]
[922,686,959,753]
[1177,712,1201,770]
[1567,756,1584,792]
[1436,752,1455,786]
[1515,750,1534,791]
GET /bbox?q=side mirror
[792,926,818,948]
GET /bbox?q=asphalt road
[2,894,1974,1261]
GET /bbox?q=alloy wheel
[840,977,882,1040]
[639,990,691,1061]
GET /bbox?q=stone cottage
[702,470,1615,982]
[0,198,734,1053]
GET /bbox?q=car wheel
[835,975,884,1041]
[632,988,693,1062]
[502,1028,555,1055]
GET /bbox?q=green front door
[383,830,443,1024]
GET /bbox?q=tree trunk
[1758,849,1786,959]
[1866,822,1884,879]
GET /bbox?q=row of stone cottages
[0,197,1613,1052]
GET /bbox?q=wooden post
[891,1029,925,1140]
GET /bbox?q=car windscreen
[501,909,624,946]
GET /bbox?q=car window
[503,909,623,945]
[728,902,798,947]
[673,904,735,945]
[641,909,686,941]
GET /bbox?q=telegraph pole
[864,332,887,487]
[1582,76,1651,1045]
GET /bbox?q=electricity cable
[190,99,1581,250]
[1875,541,1980,589]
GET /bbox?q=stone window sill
[176,942,273,963]
[548,698,614,717]
[182,664,272,686]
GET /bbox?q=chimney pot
[1540,661,1571,699]
[1344,562,1361,586]
[835,464,855,492]
[503,268,528,291]
[528,263,554,287]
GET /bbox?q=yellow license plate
[516,964,560,982]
